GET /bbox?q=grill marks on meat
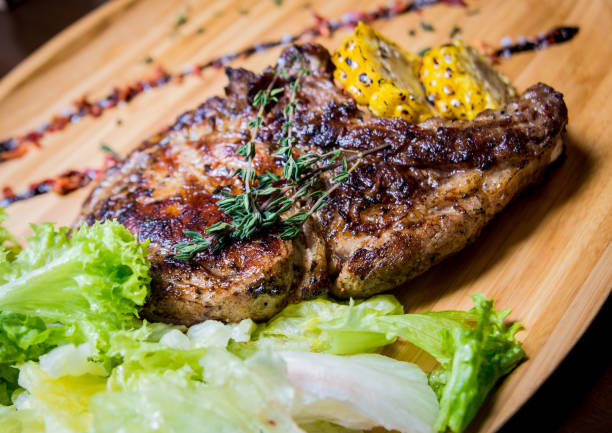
[308,82,567,296]
[76,43,567,324]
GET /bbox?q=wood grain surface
[1,1,611,432]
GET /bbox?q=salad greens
[247,294,525,432]
[0,209,525,433]
[280,351,438,433]
[0,212,151,407]
[0,220,150,350]
[382,295,526,432]
[0,209,20,264]
[237,295,403,355]
[0,312,65,405]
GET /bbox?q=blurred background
[0,1,610,432]
[0,0,105,77]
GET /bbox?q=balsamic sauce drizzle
[0,157,116,208]
[0,2,579,207]
[489,26,579,62]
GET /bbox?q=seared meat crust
[77,44,567,324]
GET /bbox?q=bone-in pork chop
[76,44,567,325]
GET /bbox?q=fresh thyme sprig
[275,65,309,183]
[174,60,391,261]
[174,69,286,260]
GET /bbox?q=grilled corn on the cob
[420,40,517,119]
[332,23,517,122]
[332,22,435,122]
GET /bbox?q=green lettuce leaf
[0,365,18,407]
[0,219,150,405]
[0,313,67,365]
[235,295,402,356]
[377,294,526,432]
[0,220,151,352]
[91,348,303,433]
[0,312,66,405]
[245,293,525,433]
[0,209,20,265]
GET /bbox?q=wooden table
[1,1,610,432]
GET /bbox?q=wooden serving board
[1,0,610,431]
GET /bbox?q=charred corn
[420,40,517,120]
[332,22,435,123]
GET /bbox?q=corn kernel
[420,40,517,120]
[332,22,435,122]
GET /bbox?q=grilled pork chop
[76,44,567,325]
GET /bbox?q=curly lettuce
[0,218,151,405]
[0,208,20,265]
[0,312,66,405]
[0,220,150,351]
[413,295,525,433]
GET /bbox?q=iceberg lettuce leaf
[0,405,44,433]
[90,348,303,433]
[245,293,525,433]
[105,325,207,390]
[16,361,106,433]
[281,351,438,433]
[237,295,402,356]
